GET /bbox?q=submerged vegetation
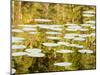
[12,0,96,74]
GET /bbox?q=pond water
[12,3,96,73]
[12,21,96,73]
[12,22,96,73]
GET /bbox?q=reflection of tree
[12,1,96,25]
[12,0,22,25]
[72,5,84,24]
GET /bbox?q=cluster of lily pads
[12,10,96,74]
